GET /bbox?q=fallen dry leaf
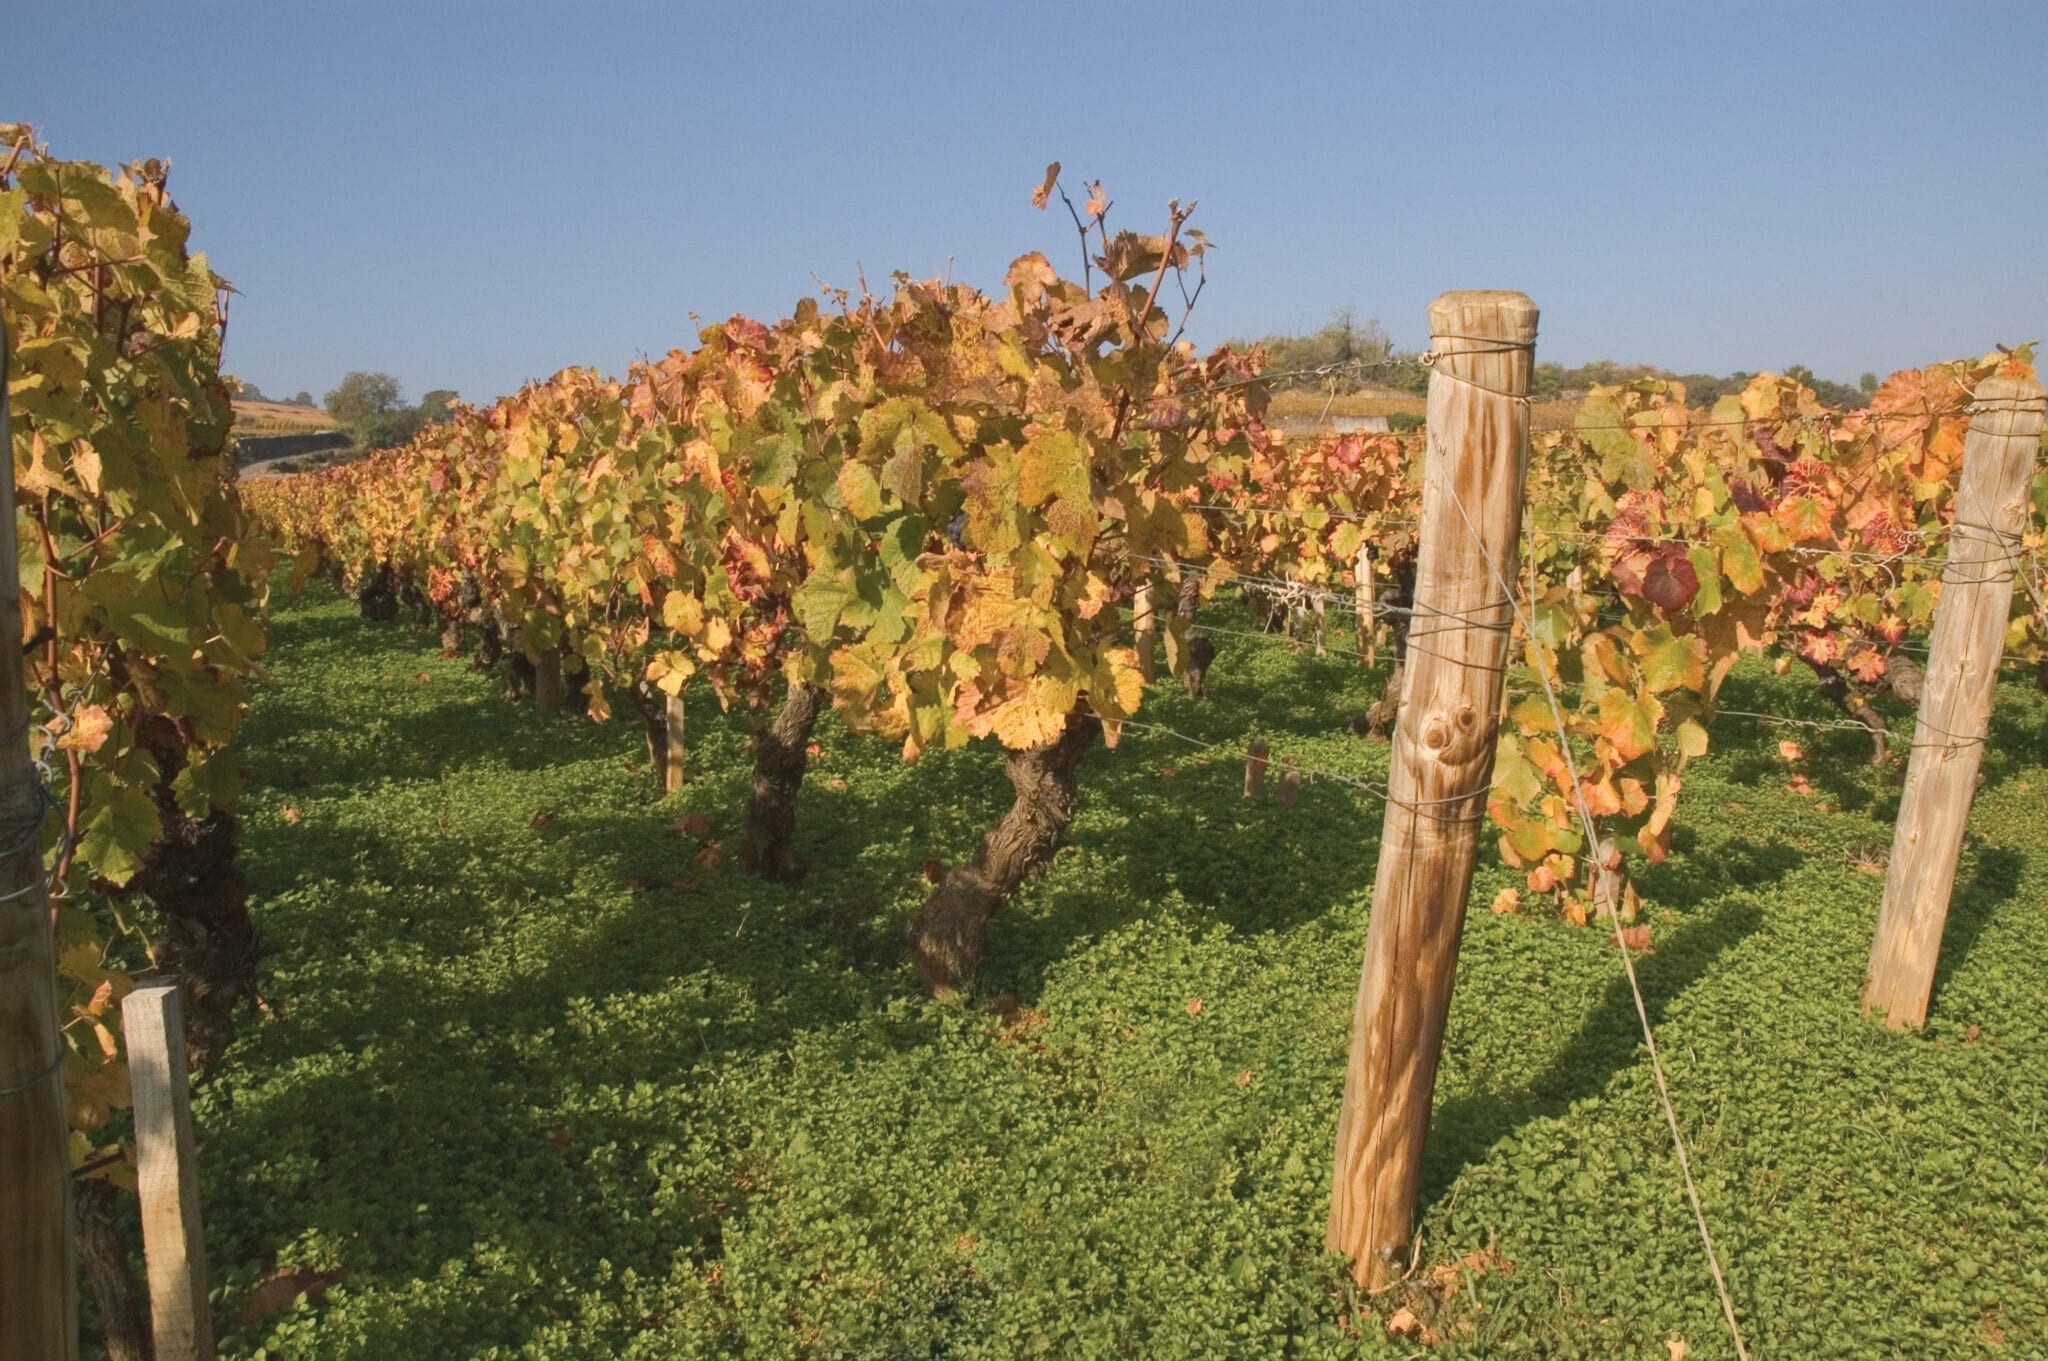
[1185,998,1203,1015]
[280,806,301,825]
[1386,1306,1422,1340]
[670,812,713,840]
[1491,887,1521,915]
[530,810,554,830]
[1666,1339,1688,1361]
[692,841,722,870]
[1159,767,1176,778]
[1787,774,1815,796]
[1777,739,1804,763]
[415,671,431,683]
[236,1266,345,1328]
[1612,925,1653,953]
[1235,1070,1253,1087]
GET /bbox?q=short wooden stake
[534,648,564,716]
[1355,543,1377,668]
[1863,373,2045,1028]
[1312,596,1328,656]
[1244,741,1269,797]
[1278,758,1302,808]
[123,979,214,1361]
[663,690,687,793]
[1328,290,1536,1286]
[1133,585,1158,682]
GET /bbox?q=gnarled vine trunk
[131,720,261,1073]
[1358,555,1417,738]
[630,681,669,779]
[909,708,1101,996]
[1173,572,1214,698]
[73,1179,151,1361]
[741,682,827,880]
[1805,656,1902,764]
[356,563,398,622]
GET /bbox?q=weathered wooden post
[1244,740,1268,798]
[0,297,76,1361]
[1312,594,1328,656]
[663,690,687,793]
[1862,373,2046,1028]
[1355,543,1377,668]
[1278,758,1302,808]
[534,647,564,716]
[1133,584,1157,682]
[123,980,214,1360]
[1328,291,1536,1286]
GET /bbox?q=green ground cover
[195,580,2048,1358]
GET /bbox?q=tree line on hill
[1236,310,1879,409]
[237,372,461,449]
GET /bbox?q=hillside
[232,399,340,435]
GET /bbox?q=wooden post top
[1427,290,1540,344]
[1971,371,2047,406]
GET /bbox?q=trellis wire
[1442,480,1753,1360]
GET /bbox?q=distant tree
[324,371,420,449]
[1860,371,1879,394]
[1233,310,1395,392]
[416,389,461,424]
[292,390,315,407]
[234,379,266,401]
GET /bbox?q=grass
[194,579,2048,1359]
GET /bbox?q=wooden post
[1328,291,1536,1286]
[1862,373,2046,1029]
[534,647,564,716]
[663,690,687,794]
[1312,595,1328,656]
[1278,758,1302,808]
[1244,741,1268,798]
[0,296,77,1361]
[123,980,213,1361]
[1355,543,1377,668]
[1133,585,1157,682]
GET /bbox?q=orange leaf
[1612,925,1653,953]
[56,705,113,754]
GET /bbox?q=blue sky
[14,2,2046,406]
